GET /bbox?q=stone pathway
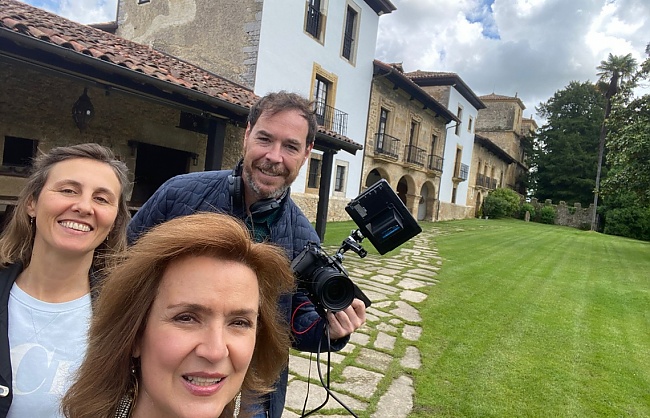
[283,229,441,417]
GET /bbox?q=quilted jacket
[127,169,348,418]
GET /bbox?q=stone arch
[365,167,389,189]
[417,181,437,221]
[397,174,418,218]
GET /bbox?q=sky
[22,0,650,124]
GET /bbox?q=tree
[591,53,638,230]
[531,81,605,206]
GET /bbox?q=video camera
[291,179,422,317]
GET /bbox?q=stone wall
[291,193,351,223]
[437,201,474,221]
[362,75,446,221]
[0,62,243,205]
[530,198,594,229]
[117,0,262,89]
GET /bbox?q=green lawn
[326,218,650,417]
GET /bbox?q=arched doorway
[418,182,436,221]
[365,168,383,188]
[475,193,483,217]
[397,177,408,205]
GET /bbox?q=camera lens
[312,268,355,312]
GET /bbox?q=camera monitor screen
[345,179,422,255]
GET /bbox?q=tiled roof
[404,69,486,110]
[373,60,458,124]
[405,70,458,79]
[0,0,258,109]
[0,0,361,152]
[479,93,526,110]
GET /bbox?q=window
[409,120,419,146]
[311,65,342,133]
[377,107,388,149]
[305,0,325,40]
[314,75,330,127]
[431,134,438,154]
[468,116,474,133]
[452,186,458,204]
[455,106,463,135]
[307,156,321,189]
[2,136,36,176]
[341,4,359,63]
[335,164,346,192]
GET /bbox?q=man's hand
[327,298,367,340]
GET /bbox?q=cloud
[24,0,118,23]
[376,0,650,121]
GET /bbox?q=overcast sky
[23,0,650,124]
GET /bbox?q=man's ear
[243,122,252,143]
[303,142,314,165]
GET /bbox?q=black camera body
[291,241,370,317]
[292,179,421,318]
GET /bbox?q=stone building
[115,0,396,236]
[364,61,457,221]
[0,0,260,221]
[475,93,536,197]
[404,71,486,220]
[469,134,522,216]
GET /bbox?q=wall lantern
[72,88,94,132]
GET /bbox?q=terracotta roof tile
[405,70,458,79]
[479,93,517,100]
[0,0,362,151]
[0,0,258,109]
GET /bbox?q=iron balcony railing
[454,162,469,181]
[374,133,400,159]
[405,145,426,167]
[315,103,348,136]
[476,174,498,189]
[305,3,322,38]
[427,154,443,172]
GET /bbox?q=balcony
[374,133,400,159]
[404,145,426,167]
[305,4,322,38]
[454,162,469,181]
[315,103,348,136]
[427,154,443,172]
[476,174,497,189]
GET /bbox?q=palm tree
[591,53,637,231]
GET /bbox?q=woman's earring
[116,361,139,418]
[233,392,241,418]
[29,216,34,226]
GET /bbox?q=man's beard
[244,162,290,200]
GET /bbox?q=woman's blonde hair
[0,143,131,272]
[61,212,295,418]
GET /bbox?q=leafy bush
[539,205,557,224]
[603,206,650,241]
[483,188,521,219]
[520,202,535,220]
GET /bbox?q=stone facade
[363,74,447,221]
[475,94,534,196]
[467,143,511,217]
[0,62,243,211]
[116,0,262,89]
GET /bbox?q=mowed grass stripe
[409,219,650,418]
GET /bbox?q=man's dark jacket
[127,169,348,418]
